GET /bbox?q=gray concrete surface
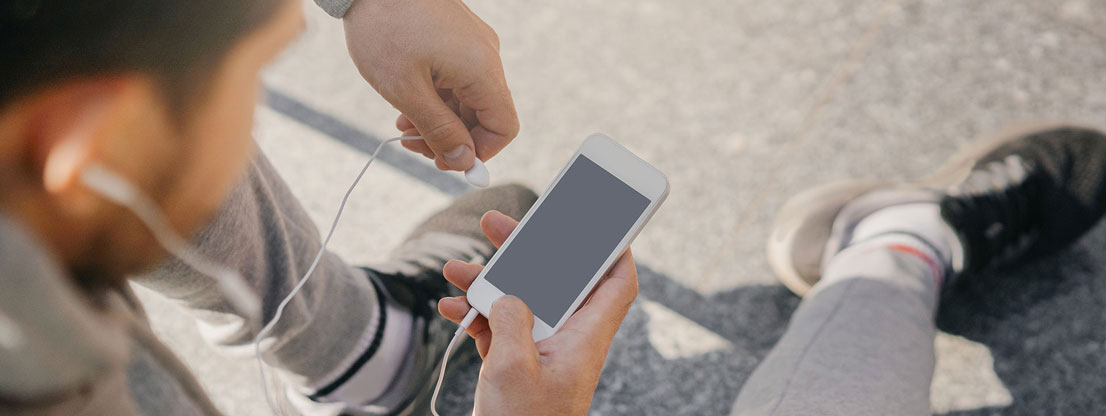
[135,0,1106,414]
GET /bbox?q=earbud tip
[465,159,491,188]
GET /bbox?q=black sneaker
[767,123,1106,296]
[348,184,536,415]
[939,125,1106,274]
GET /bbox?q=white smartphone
[466,134,669,341]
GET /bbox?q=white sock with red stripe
[834,203,964,287]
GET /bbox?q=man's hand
[438,210,639,416]
[343,0,518,172]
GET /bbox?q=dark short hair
[0,0,284,121]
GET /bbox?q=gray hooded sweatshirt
[0,152,387,415]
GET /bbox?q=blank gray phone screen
[483,155,650,325]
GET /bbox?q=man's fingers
[443,259,484,291]
[559,251,639,342]
[459,103,478,130]
[437,297,492,356]
[394,114,435,158]
[388,75,476,171]
[438,296,491,336]
[400,137,434,159]
[391,71,516,164]
[485,296,539,373]
[438,296,472,322]
[480,210,519,249]
[454,71,519,161]
[471,124,515,162]
[466,316,490,341]
[395,114,415,132]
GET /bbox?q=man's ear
[28,78,146,216]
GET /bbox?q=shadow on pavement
[435,263,802,416]
[937,221,1106,415]
[282,89,1106,415]
[267,92,807,415]
[439,226,1106,416]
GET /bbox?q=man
[731,124,1106,415]
[0,0,638,415]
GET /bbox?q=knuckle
[503,116,521,138]
[467,44,500,70]
[488,29,501,50]
[487,354,524,375]
[420,116,466,143]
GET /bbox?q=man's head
[0,0,303,288]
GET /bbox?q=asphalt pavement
[135,0,1106,414]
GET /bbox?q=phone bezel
[466,133,669,341]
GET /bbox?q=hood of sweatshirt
[0,215,129,400]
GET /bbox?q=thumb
[391,76,476,171]
[485,296,539,371]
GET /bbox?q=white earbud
[80,164,261,320]
[465,158,490,188]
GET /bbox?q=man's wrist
[313,0,356,18]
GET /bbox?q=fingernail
[444,145,474,169]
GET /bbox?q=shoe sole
[768,180,884,297]
[768,121,1091,297]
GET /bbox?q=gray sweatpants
[732,241,941,416]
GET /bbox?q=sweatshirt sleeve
[314,0,356,18]
[131,150,384,390]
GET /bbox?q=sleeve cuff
[313,0,356,18]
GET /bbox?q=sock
[825,233,948,289]
[843,203,965,286]
[305,282,414,406]
[820,232,947,315]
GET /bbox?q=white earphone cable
[81,165,261,320]
[430,308,480,416]
[253,136,423,415]
[85,135,487,416]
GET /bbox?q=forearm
[132,150,382,387]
